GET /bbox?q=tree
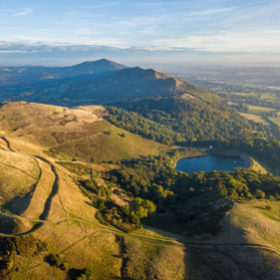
[129,198,156,219]
[255,189,266,199]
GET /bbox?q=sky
[0,0,280,66]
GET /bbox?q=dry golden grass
[233,201,280,249]
[0,149,40,205]
[0,102,165,162]
[0,101,101,146]
[270,116,280,127]
[76,104,107,117]
[186,201,280,280]
[212,200,280,251]
[23,158,55,219]
[250,158,268,174]
[0,102,187,279]
[124,237,185,280]
[49,162,98,221]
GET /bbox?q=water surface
[176,155,249,173]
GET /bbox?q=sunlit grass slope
[0,118,183,280]
[0,149,40,213]
[0,102,165,162]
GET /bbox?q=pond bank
[175,154,250,173]
[170,146,275,175]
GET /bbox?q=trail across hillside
[0,136,14,152]
[1,136,280,279]
[0,136,64,235]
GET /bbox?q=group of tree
[108,156,280,234]
[107,96,272,146]
[79,178,156,232]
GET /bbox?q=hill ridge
[0,58,220,106]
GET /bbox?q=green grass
[49,120,166,162]
[247,104,274,113]
[259,93,278,100]
[269,116,280,126]
[56,161,91,176]
[240,112,269,125]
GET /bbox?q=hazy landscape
[1,0,280,279]
[0,58,279,280]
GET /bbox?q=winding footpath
[0,137,64,235]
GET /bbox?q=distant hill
[0,58,126,86]
[0,59,219,106]
[67,59,126,75]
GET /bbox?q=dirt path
[1,136,280,278]
[22,157,53,219]
[0,136,15,152]
[19,228,107,274]
[13,157,63,235]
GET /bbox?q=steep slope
[107,95,270,145]
[0,148,41,215]
[0,102,165,162]
[0,128,185,280]
[186,200,280,280]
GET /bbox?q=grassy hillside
[0,149,40,214]
[0,134,185,280]
[1,101,280,279]
[0,102,165,162]
[186,200,280,280]
[1,138,280,279]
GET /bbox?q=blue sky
[0,0,280,65]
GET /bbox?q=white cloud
[13,8,33,17]
[188,7,238,16]
[0,50,26,54]
[79,1,122,10]
[66,11,81,16]
[137,2,163,7]
[152,29,280,53]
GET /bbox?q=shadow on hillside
[34,156,59,221]
[0,213,16,234]
[3,192,34,216]
[183,221,280,280]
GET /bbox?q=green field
[223,89,280,130]
[247,104,274,113]
[240,112,269,125]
